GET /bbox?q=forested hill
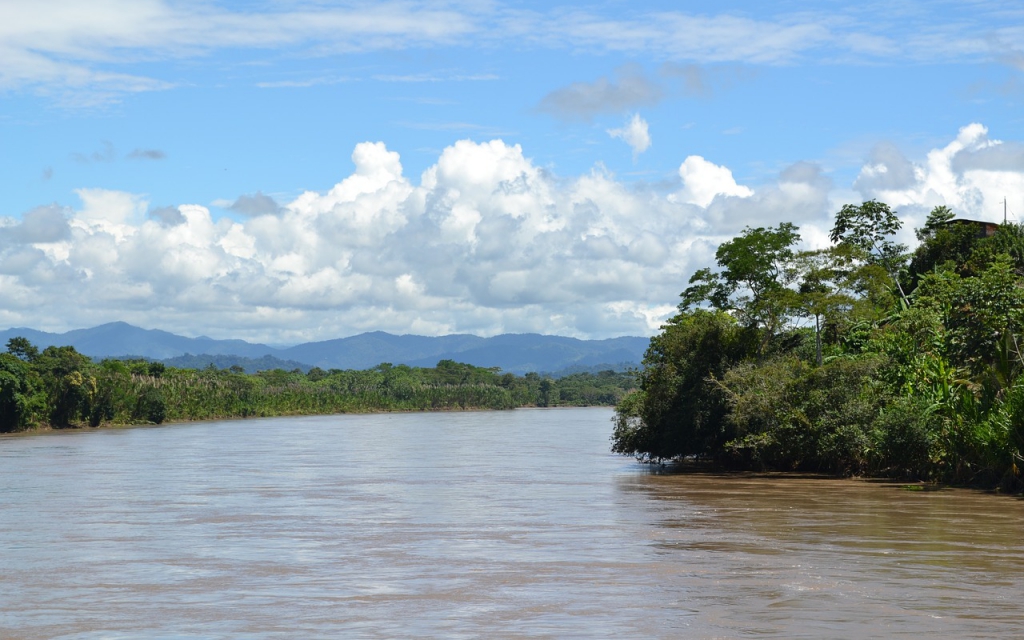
[0,323,648,374]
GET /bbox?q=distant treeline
[118,352,639,378]
[0,342,635,432]
[155,353,314,374]
[614,202,1024,491]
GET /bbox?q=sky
[2,0,1024,344]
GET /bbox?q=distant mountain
[0,322,649,374]
[400,334,649,374]
[280,331,487,370]
[0,322,276,360]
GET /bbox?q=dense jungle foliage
[0,345,634,432]
[613,201,1024,490]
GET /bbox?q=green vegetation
[614,202,1024,490]
[0,345,634,433]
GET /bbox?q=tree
[829,200,909,305]
[539,378,556,407]
[6,337,39,363]
[914,255,1024,375]
[611,309,754,460]
[967,222,1024,276]
[133,387,166,424]
[0,353,33,432]
[906,205,980,292]
[682,223,802,355]
[793,247,858,366]
[34,345,96,427]
[719,354,887,473]
[915,205,955,242]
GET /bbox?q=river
[1,407,1022,638]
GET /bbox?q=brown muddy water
[1,407,1022,639]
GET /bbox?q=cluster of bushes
[0,345,636,433]
[613,202,1024,490]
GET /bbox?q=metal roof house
[942,218,1000,238]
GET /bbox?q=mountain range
[0,322,649,375]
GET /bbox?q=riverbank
[1,402,544,437]
[635,457,1024,495]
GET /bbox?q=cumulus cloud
[229,192,283,217]
[0,139,727,339]
[951,140,1024,174]
[0,204,71,244]
[853,142,917,193]
[854,123,1024,224]
[607,113,651,160]
[672,156,754,207]
[148,205,185,226]
[537,65,662,120]
[2,126,1021,342]
[73,188,147,227]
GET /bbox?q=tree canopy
[615,201,1024,491]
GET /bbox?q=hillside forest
[613,201,1024,490]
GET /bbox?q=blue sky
[2,1,1024,342]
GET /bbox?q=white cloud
[73,188,147,232]
[3,125,1022,342]
[672,156,754,207]
[537,11,830,64]
[0,0,475,101]
[2,3,1012,104]
[515,5,1007,65]
[854,123,1024,224]
[0,139,731,339]
[607,113,651,160]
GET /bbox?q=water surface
[1,408,1022,638]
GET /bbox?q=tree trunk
[815,314,822,367]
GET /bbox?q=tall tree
[830,200,909,305]
[6,337,39,363]
[681,223,801,355]
[793,247,858,366]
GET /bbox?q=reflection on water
[1,408,1022,639]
